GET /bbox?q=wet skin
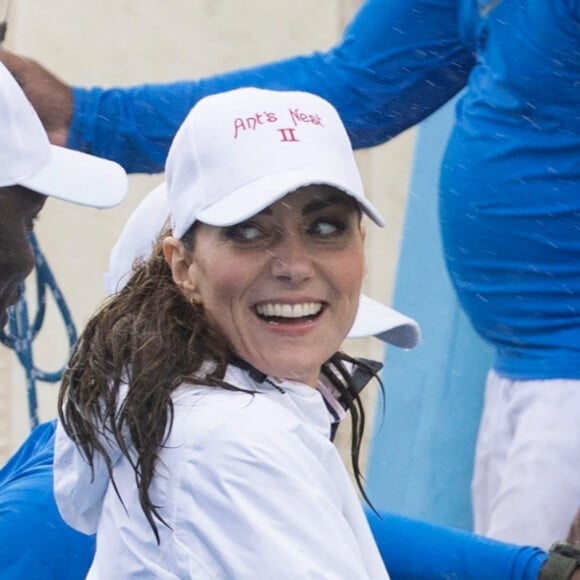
[0,185,47,327]
[165,185,366,387]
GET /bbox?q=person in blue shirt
[4,0,579,550]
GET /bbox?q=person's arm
[0,48,73,147]
[367,509,580,580]
[366,509,547,580]
[1,0,473,173]
[0,421,95,579]
[70,0,473,172]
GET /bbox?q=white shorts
[472,370,580,549]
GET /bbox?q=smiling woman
[54,88,403,579]
[166,185,366,387]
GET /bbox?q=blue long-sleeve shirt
[0,422,94,579]
[69,0,473,172]
[68,0,580,379]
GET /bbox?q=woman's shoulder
[171,384,297,438]
[167,367,332,458]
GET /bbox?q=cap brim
[348,294,421,348]
[194,168,384,229]
[18,145,128,209]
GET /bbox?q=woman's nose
[269,235,314,282]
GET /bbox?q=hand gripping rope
[0,233,78,429]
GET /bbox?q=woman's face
[167,185,366,387]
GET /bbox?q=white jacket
[54,364,389,579]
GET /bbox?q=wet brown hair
[58,226,379,542]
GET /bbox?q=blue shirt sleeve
[68,0,474,173]
[0,421,95,580]
[366,509,547,580]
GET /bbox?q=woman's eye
[225,222,264,242]
[309,219,345,237]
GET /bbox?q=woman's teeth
[256,302,322,319]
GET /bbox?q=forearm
[366,509,547,580]
[69,0,473,173]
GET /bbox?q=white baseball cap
[103,183,170,295]
[166,87,385,238]
[350,294,420,348]
[0,61,127,207]
[105,183,420,349]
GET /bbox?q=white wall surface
[0,0,415,466]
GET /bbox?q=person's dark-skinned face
[0,185,46,327]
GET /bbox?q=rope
[0,233,78,429]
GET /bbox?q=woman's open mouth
[255,302,324,324]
